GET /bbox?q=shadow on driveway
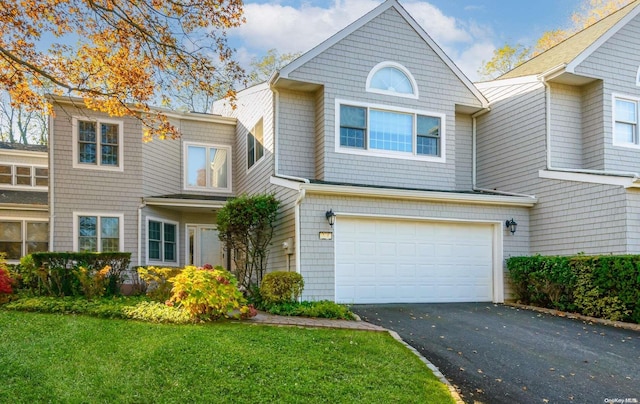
[352,303,640,404]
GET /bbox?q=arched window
[366,62,418,98]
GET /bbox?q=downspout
[294,189,306,274]
[540,72,639,179]
[137,202,146,267]
[48,112,55,251]
[472,108,536,198]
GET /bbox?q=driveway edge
[386,330,465,404]
[505,302,640,332]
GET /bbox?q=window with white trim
[73,118,123,170]
[0,165,48,188]
[614,97,638,146]
[0,220,48,260]
[338,102,443,158]
[75,214,121,252]
[147,219,177,264]
[366,62,418,99]
[184,142,231,192]
[247,118,264,169]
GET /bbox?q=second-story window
[614,97,639,146]
[247,118,264,169]
[184,142,231,192]
[338,101,444,160]
[0,165,48,188]
[73,118,123,170]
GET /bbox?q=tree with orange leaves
[478,0,634,80]
[0,0,245,140]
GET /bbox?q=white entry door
[335,218,495,304]
[186,225,224,268]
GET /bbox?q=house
[475,0,640,256]
[0,142,48,263]
[37,0,640,304]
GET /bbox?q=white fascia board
[300,183,537,207]
[270,176,303,190]
[475,75,540,90]
[539,169,640,188]
[0,149,48,159]
[143,197,226,209]
[566,6,640,73]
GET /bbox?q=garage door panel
[336,218,495,304]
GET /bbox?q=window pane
[27,242,48,254]
[1,221,24,259]
[101,145,118,165]
[101,237,119,252]
[35,168,48,186]
[370,67,413,94]
[101,217,119,238]
[164,241,176,262]
[101,123,119,166]
[616,99,637,122]
[340,105,366,128]
[417,116,440,137]
[26,222,48,241]
[210,148,228,188]
[187,146,206,187]
[247,132,255,168]
[255,120,264,161]
[16,166,31,185]
[149,240,160,260]
[340,128,365,148]
[79,143,97,164]
[78,121,97,142]
[615,122,635,143]
[417,136,439,156]
[148,221,161,241]
[0,165,11,184]
[79,216,97,252]
[101,123,119,144]
[0,242,22,260]
[369,110,412,152]
[164,223,176,243]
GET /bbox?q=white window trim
[366,61,419,99]
[0,217,49,262]
[612,93,640,149]
[71,117,124,172]
[183,141,233,193]
[0,164,48,191]
[334,98,446,163]
[72,212,124,252]
[145,216,179,266]
[247,118,265,173]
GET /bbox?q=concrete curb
[505,302,640,332]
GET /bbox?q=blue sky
[226,0,586,80]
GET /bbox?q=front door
[186,225,224,268]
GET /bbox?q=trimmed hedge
[507,254,640,323]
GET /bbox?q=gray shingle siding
[455,113,473,190]
[278,90,316,179]
[284,7,481,190]
[550,83,583,169]
[582,80,605,170]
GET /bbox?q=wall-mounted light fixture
[325,210,336,227]
[505,218,518,235]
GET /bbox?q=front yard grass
[0,311,454,403]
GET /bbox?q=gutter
[137,202,145,267]
[48,112,55,251]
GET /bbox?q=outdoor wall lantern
[325,210,336,227]
[505,218,518,235]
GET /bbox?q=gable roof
[501,0,640,79]
[274,0,488,107]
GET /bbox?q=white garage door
[335,218,495,304]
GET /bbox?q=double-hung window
[73,118,123,170]
[184,142,231,192]
[0,220,48,260]
[148,219,177,264]
[247,118,264,169]
[338,101,444,160]
[75,213,122,252]
[614,96,639,146]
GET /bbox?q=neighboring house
[41,0,640,304]
[0,142,49,263]
[475,0,640,256]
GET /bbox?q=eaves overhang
[299,183,537,207]
[143,197,227,209]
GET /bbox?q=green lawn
[0,311,454,403]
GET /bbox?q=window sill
[334,147,446,163]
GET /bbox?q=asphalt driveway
[352,303,640,404]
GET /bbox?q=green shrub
[2,296,145,319]
[263,300,354,320]
[122,301,192,324]
[75,266,111,300]
[137,266,182,301]
[507,254,640,323]
[260,271,304,304]
[169,265,253,320]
